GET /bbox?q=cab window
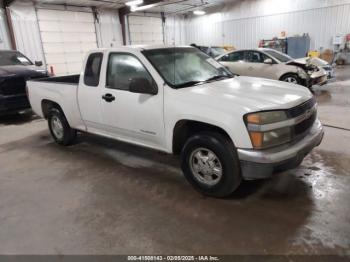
[84,53,103,87]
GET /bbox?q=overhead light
[125,0,143,6]
[193,10,206,15]
[130,3,156,12]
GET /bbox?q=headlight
[297,67,308,78]
[245,111,292,149]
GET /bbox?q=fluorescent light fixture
[125,0,143,6]
[130,3,156,12]
[193,10,206,15]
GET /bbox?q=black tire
[280,73,301,85]
[181,131,242,198]
[47,107,76,146]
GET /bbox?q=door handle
[102,93,115,102]
[248,66,253,70]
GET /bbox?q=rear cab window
[84,53,103,87]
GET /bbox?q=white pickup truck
[27,46,324,197]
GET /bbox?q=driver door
[245,51,278,80]
[218,51,247,76]
[99,52,165,149]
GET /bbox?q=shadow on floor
[0,111,41,126]
[71,132,313,201]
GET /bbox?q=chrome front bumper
[237,120,324,180]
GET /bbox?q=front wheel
[48,108,76,146]
[181,132,242,198]
[280,74,301,85]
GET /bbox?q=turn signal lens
[249,132,263,148]
[246,114,261,124]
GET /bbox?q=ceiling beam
[119,0,164,16]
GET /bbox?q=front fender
[164,110,253,154]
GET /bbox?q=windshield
[264,50,293,63]
[142,47,233,88]
[0,51,33,66]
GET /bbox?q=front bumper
[237,120,324,180]
[0,94,31,115]
[311,74,328,86]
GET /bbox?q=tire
[47,107,76,146]
[280,73,301,85]
[181,131,242,198]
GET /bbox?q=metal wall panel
[95,9,123,48]
[9,2,123,75]
[37,8,97,75]
[128,15,164,45]
[0,8,11,50]
[164,15,186,45]
[9,2,45,64]
[176,0,350,50]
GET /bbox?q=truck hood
[0,65,47,79]
[180,76,313,112]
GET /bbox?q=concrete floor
[0,68,350,256]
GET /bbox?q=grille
[0,75,43,96]
[0,77,26,95]
[294,111,317,138]
[287,97,316,118]
[287,98,317,141]
[2,95,30,110]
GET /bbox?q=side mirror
[264,58,273,64]
[129,77,158,95]
[35,61,43,67]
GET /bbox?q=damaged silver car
[216,48,328,89]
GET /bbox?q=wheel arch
[279,72,299,81]
[41,99,65,119]
[172,119,233,155]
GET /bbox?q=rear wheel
[48,108,76,146]
[280,74,301,85]
[181,132,242,198]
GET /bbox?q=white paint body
[27,46,313,154]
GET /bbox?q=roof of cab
[89,45,193,53]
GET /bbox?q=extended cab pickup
[27,46,324,197]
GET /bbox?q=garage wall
[9,1,123,75]
[128,15,164,45]
[164,15,186,46]
[0,8,11,49]
[95,9,123,48]
[171,0,350,50]
[37,8,97,75]
[9,2,45,64]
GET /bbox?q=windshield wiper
[175,75,233,89]
[204,75,233,83]
[176,80,204,88]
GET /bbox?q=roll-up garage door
[37,9,97,75]
[128,15,164,45]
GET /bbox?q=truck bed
[27,74,86,131]
[30,74,80,85]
